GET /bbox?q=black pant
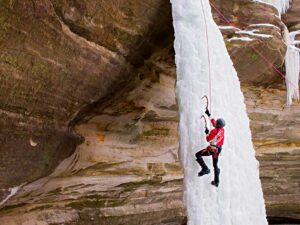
[195,146,221,182]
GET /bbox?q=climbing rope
[200,0,212,128]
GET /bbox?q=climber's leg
[195,147,211,176]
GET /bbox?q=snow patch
[171,0,268,224]
[249,23,281,30]
[237,30,273,38]
[218,25,239,30]
[228,37,254,42]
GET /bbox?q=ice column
[171,0,268,224]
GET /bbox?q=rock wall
[243,85,300,220]
[0,46,185,225]
[211,0,287,85]
[0,0,172,201]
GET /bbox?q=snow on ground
[171,0,268,224]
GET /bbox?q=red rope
[200,0,212,128]
[209,1,299,91]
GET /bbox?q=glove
[205,128,209,135]
[205,109,211,117]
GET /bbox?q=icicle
[283,26,300,105]
[254,0,291,16]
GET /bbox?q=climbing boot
[211,180,219,187]
[214,168,220,183]
[198,168,210,176]
[211,168,220,187]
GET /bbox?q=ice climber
[195,109,225,187]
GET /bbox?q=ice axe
[201,95,209,112]
[201,95,210,131]
[202,95,211,118]
[201,115,208,130]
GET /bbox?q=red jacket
[206,118,224,147]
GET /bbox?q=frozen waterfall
[171,0,268,224]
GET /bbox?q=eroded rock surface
[0,0,172,201]
[0,47,185,225]
[243,85,300,220]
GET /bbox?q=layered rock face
[243,85,300,220]
[0,0,172,201]
[0,0,129,198]
[0,1,184,224]
[0,0,299,224]
[0,48,185,225]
